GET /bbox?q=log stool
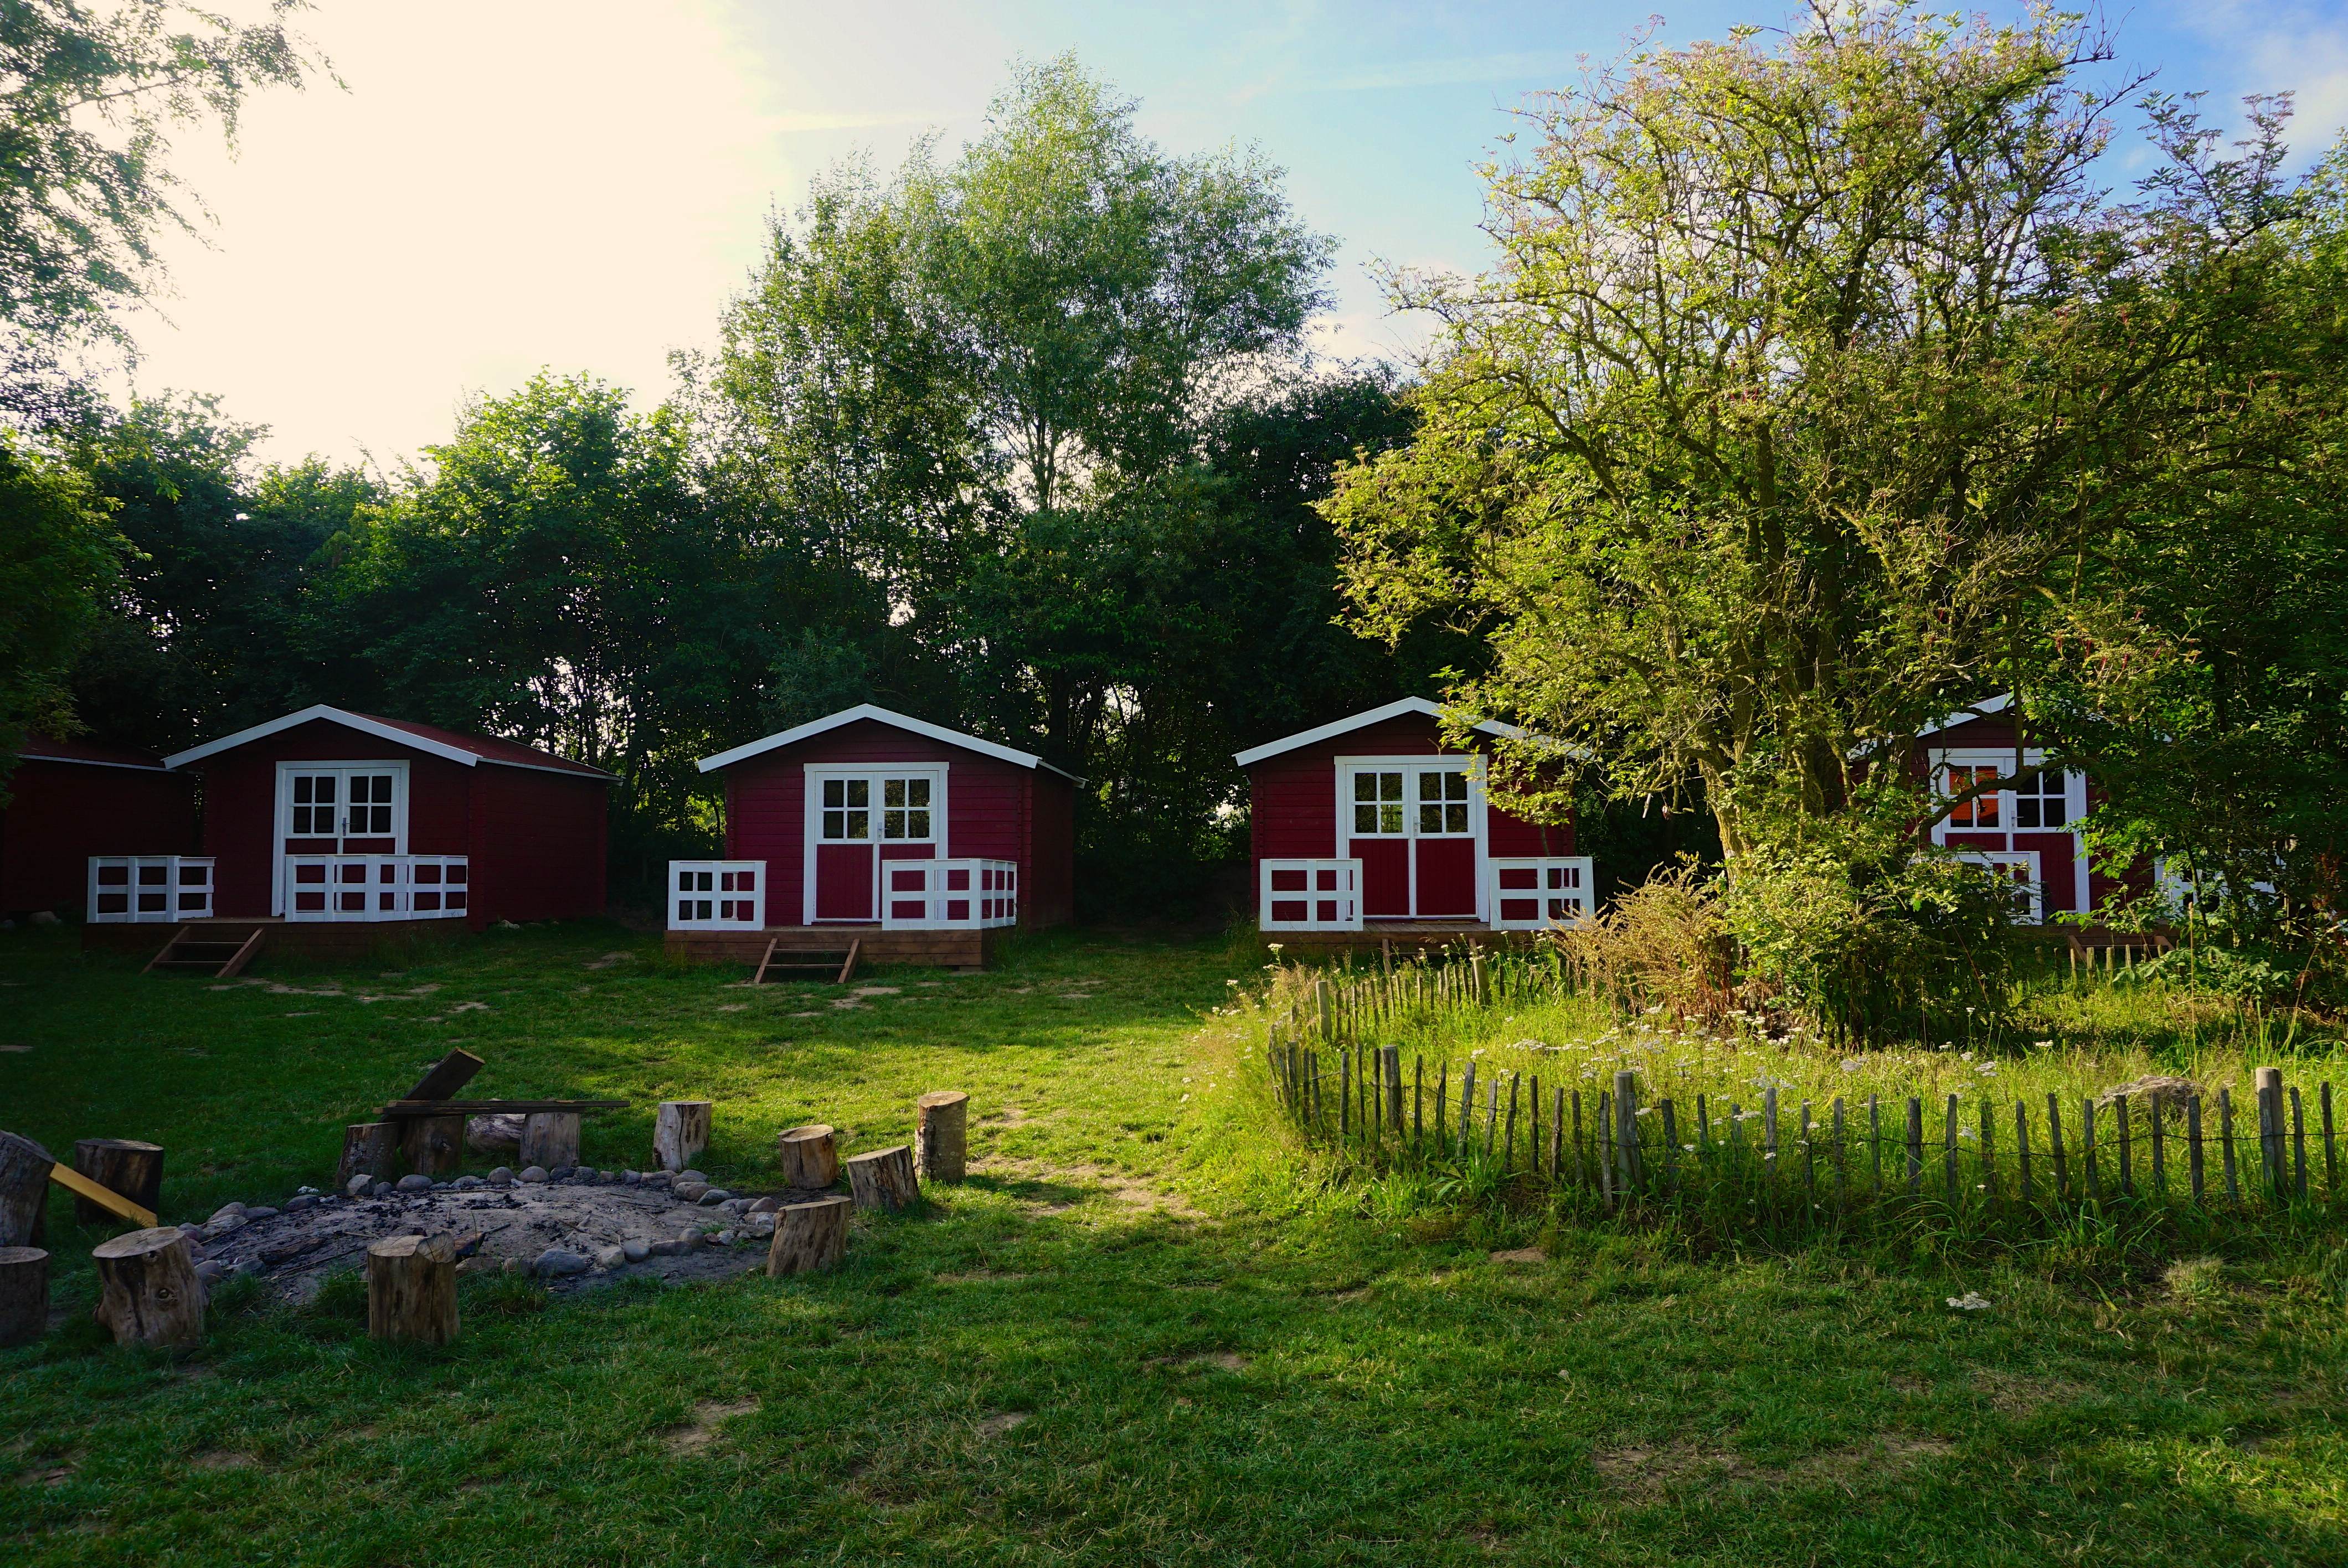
[367,1233,459,1344]
[846,1146,916,1213]
[0,1129,53,1247]
[400,1113,465,1180]
[92,1227,204,1347]
[915,1091,969,1183]
[73,1139,163,1226]
[776,1124,839,1190]
[518,1112,580,1170]
[653,1101,712,1173]
[766,1195,852,1276]
[0,1246,49,1347]
[337,1122,397,1190]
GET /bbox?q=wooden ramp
[143,924,265,978]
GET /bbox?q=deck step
[143,925,266,978]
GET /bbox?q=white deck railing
[670,860,766,931]
[1487,857,1594,931]
[1260,858,1362,932]
[87,857,214,922]
[881,858,1019,930]
[286,855,470,921]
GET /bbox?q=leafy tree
[0,429,119,790]
[1326,3,2325,1027]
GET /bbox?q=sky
[123,0,2348,468]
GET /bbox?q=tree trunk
[0,1130,53,1248]
[653,1101,712,1173]
[73,1139,164,1227]
[92,1227,204,1347]
[845,1145,917,1213]
[337,1122,398,1190]
[518,1112,580,1170]
[400,1114,465,1179]
[776,1124,838,1190]
[914,1091,969,1183]
[0,1246,48,1347]
[766,1195,851,1276]
[367,1232,458,1344]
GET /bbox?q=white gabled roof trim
[1233,697,1531,768]
[1916,692,2014,742]
[166,704,483,771]
[696,704,1083,782]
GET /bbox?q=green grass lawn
[3,922,2343,1566]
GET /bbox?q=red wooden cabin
[1,735,198,919]
[1237,698,1588,946]
[110,705,610,942]
[1915,694,2125,925]
[674,705,1077,968]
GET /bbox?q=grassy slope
[1,924,2341,1566]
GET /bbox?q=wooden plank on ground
[398,1050,485,1105]
[48,1162,157,1229]
[752,937,780,987]
[837,938,861,986]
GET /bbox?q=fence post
[2082,1097,2099,1199]
[2292,1085,2309,1200]
[1383,1045,1403,1134]
[1471,952,1489,1007]
[2015,1099,2032,1203]
[1503,1074,1520,1169]
[2187,1094,2205,1205]
[1552,1085,1566,1182]
[2257,1067,2285,1200]
[2220,1087,2239,1200]
[2047,1094,2069,1199]
[1904,1098,1924,1195]
[1615,1070,1641,1196]
[1458,1062,1476,1158]
[1340,1050,1351,1142]
[2115,1094,2133,1196]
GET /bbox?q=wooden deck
[663,925,998,971]
[83,916,469,961]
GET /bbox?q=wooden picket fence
[1259,953,2345,1221]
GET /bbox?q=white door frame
[800,763,949,924]
[1333,754,1490,922]
[271,760,410,916]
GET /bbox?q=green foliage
[0,1,319,405]
[0,429,121,790]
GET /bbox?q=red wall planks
[0,759,198,915]
[718,716,1073,929]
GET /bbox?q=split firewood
[337,1122,397,1190]
[73,1139,164,1227]
[92,1227,204,1347]
[776,1124,838,1190]
[845,1145,917,1213]
[766,1195,852,1276]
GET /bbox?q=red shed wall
[0,760,199,914]
[1916,713,2128,917]
[721,719,1046,927]
[471,766,609,924]
[1246,714,1574,869]
[1027,770,1077,928]
[195,719,478,919]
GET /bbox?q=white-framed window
[820,777,871,841]
[1417,767,1472,835]
[881,775,934,841]
[1929,746,2085,918]
[1351,770,1405,835]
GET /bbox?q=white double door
[275,762,408,914]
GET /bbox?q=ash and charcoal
[182,1167,802,1301]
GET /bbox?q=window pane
[823,811,844,840]
[908,809,930,838]
[1381,772,1402,801]
[1419,772,1443,801]
[885,778,905,808]
[316,777,336,804]
[1381,803,1403,833]
[884,809,905,839]
[1355,773,1378,802]
[1420,802,1444,833]
[824,779,843,807]
[846,810,868,840]
[1447,772,1468,801]
[908,778,930,807]
[1355,802,1378,833]
[295,777,313,803]
[847,779,868,807]
[1447,803,1469,833]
